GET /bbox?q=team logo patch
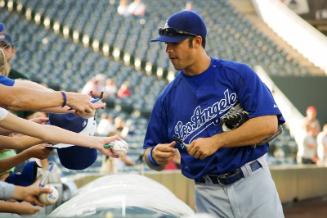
[174,89,238,143]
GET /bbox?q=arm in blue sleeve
[233,64,285,124]
[143,95,169,150]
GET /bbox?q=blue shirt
[0,75,15,86]
[144,58,285,179]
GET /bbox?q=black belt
[195,160,262,185]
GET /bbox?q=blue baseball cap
[151,10,207,43]
[0,33,14,48]
[48,113,97,170]
[5,161,38,186]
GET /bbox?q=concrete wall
[271,165,327,202]
[74,166,327,209]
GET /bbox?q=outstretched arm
[0,85,66,110]
[0,85,95,115]
[0,201,41,215]
[12,79,75,113]
[0,135,43,150]
[0,144,51,173]
[0,108,120,157]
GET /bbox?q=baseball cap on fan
[151,10,207,43]
[5,161,38,186]
[48,113,98,170]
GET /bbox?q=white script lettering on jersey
[174,89,237,142]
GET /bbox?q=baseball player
[143,10,284,218]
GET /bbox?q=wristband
[147,147,159,167]
[60,91,67,107]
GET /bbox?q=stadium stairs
[230,0,325,76]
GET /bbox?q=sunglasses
[158,27,196,37]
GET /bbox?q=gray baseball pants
[195,156,284,218]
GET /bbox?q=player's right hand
[152,142,177,165]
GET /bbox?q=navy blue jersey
[144,58,285,179]
[0,75,14,86]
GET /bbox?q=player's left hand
[187,137,220,160]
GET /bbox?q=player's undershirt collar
[181,58,216,86]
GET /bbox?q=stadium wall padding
[73,166,327,208]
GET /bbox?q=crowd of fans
[81,74,132,99]
[0,26,123,216]
[116,0,193,17]
[0,1,326,215]
[117,0,146,17]
[298,106,327,165]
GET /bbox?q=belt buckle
[205,168,244,186]
[219,172,232,180]
[208,175,223,185]
[219,169,240,179]
[218,169,243,185]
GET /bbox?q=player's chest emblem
[174,89,237,142]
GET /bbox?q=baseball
[39,185,59,205]
[111,140,128,155]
